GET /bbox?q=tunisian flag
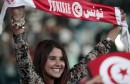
[88,52,130,84]
[0,0,130,51]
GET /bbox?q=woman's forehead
[48,47,63,57]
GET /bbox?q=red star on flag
[119,68,128,79]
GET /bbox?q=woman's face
[45,47,65,78]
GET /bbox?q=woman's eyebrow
[48,56,55,57]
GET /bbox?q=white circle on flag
[72,2,82,18]
[99,56,130,84]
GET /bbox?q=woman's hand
[10,6,25,35]
[107,11,126,42]
[86,75,103,84]
[107,25,122,42]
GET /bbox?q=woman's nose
[55,60,62,66]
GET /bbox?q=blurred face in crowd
[44,47,65,78]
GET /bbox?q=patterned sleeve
[13,32,44,84]
[66,39,112,84]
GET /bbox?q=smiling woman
[45,47,65,78]
[33,40,68,84]
[11,6,122,84]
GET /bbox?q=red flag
[33,0,121,25]
[0,0,121,30]
[88,52,130,84]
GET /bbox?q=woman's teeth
[52,69,60,72]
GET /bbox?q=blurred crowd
[0,0,130,84]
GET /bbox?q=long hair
[33,40,69,84]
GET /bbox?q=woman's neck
[47,79,54,84]
[45,75,55,84]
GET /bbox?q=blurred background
[0,0,130,84]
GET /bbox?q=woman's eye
[60,57,64,61]
[48,56,64,61]
[49,56,55,60]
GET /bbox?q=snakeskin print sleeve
[13,32,44,84]
[67,39,112,84]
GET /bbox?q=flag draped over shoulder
[0,0,130,51]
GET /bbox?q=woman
[11,6,122,84]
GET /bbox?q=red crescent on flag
[108,64,118,84]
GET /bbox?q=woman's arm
[67,24,122,84]
[11,7,44,84]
